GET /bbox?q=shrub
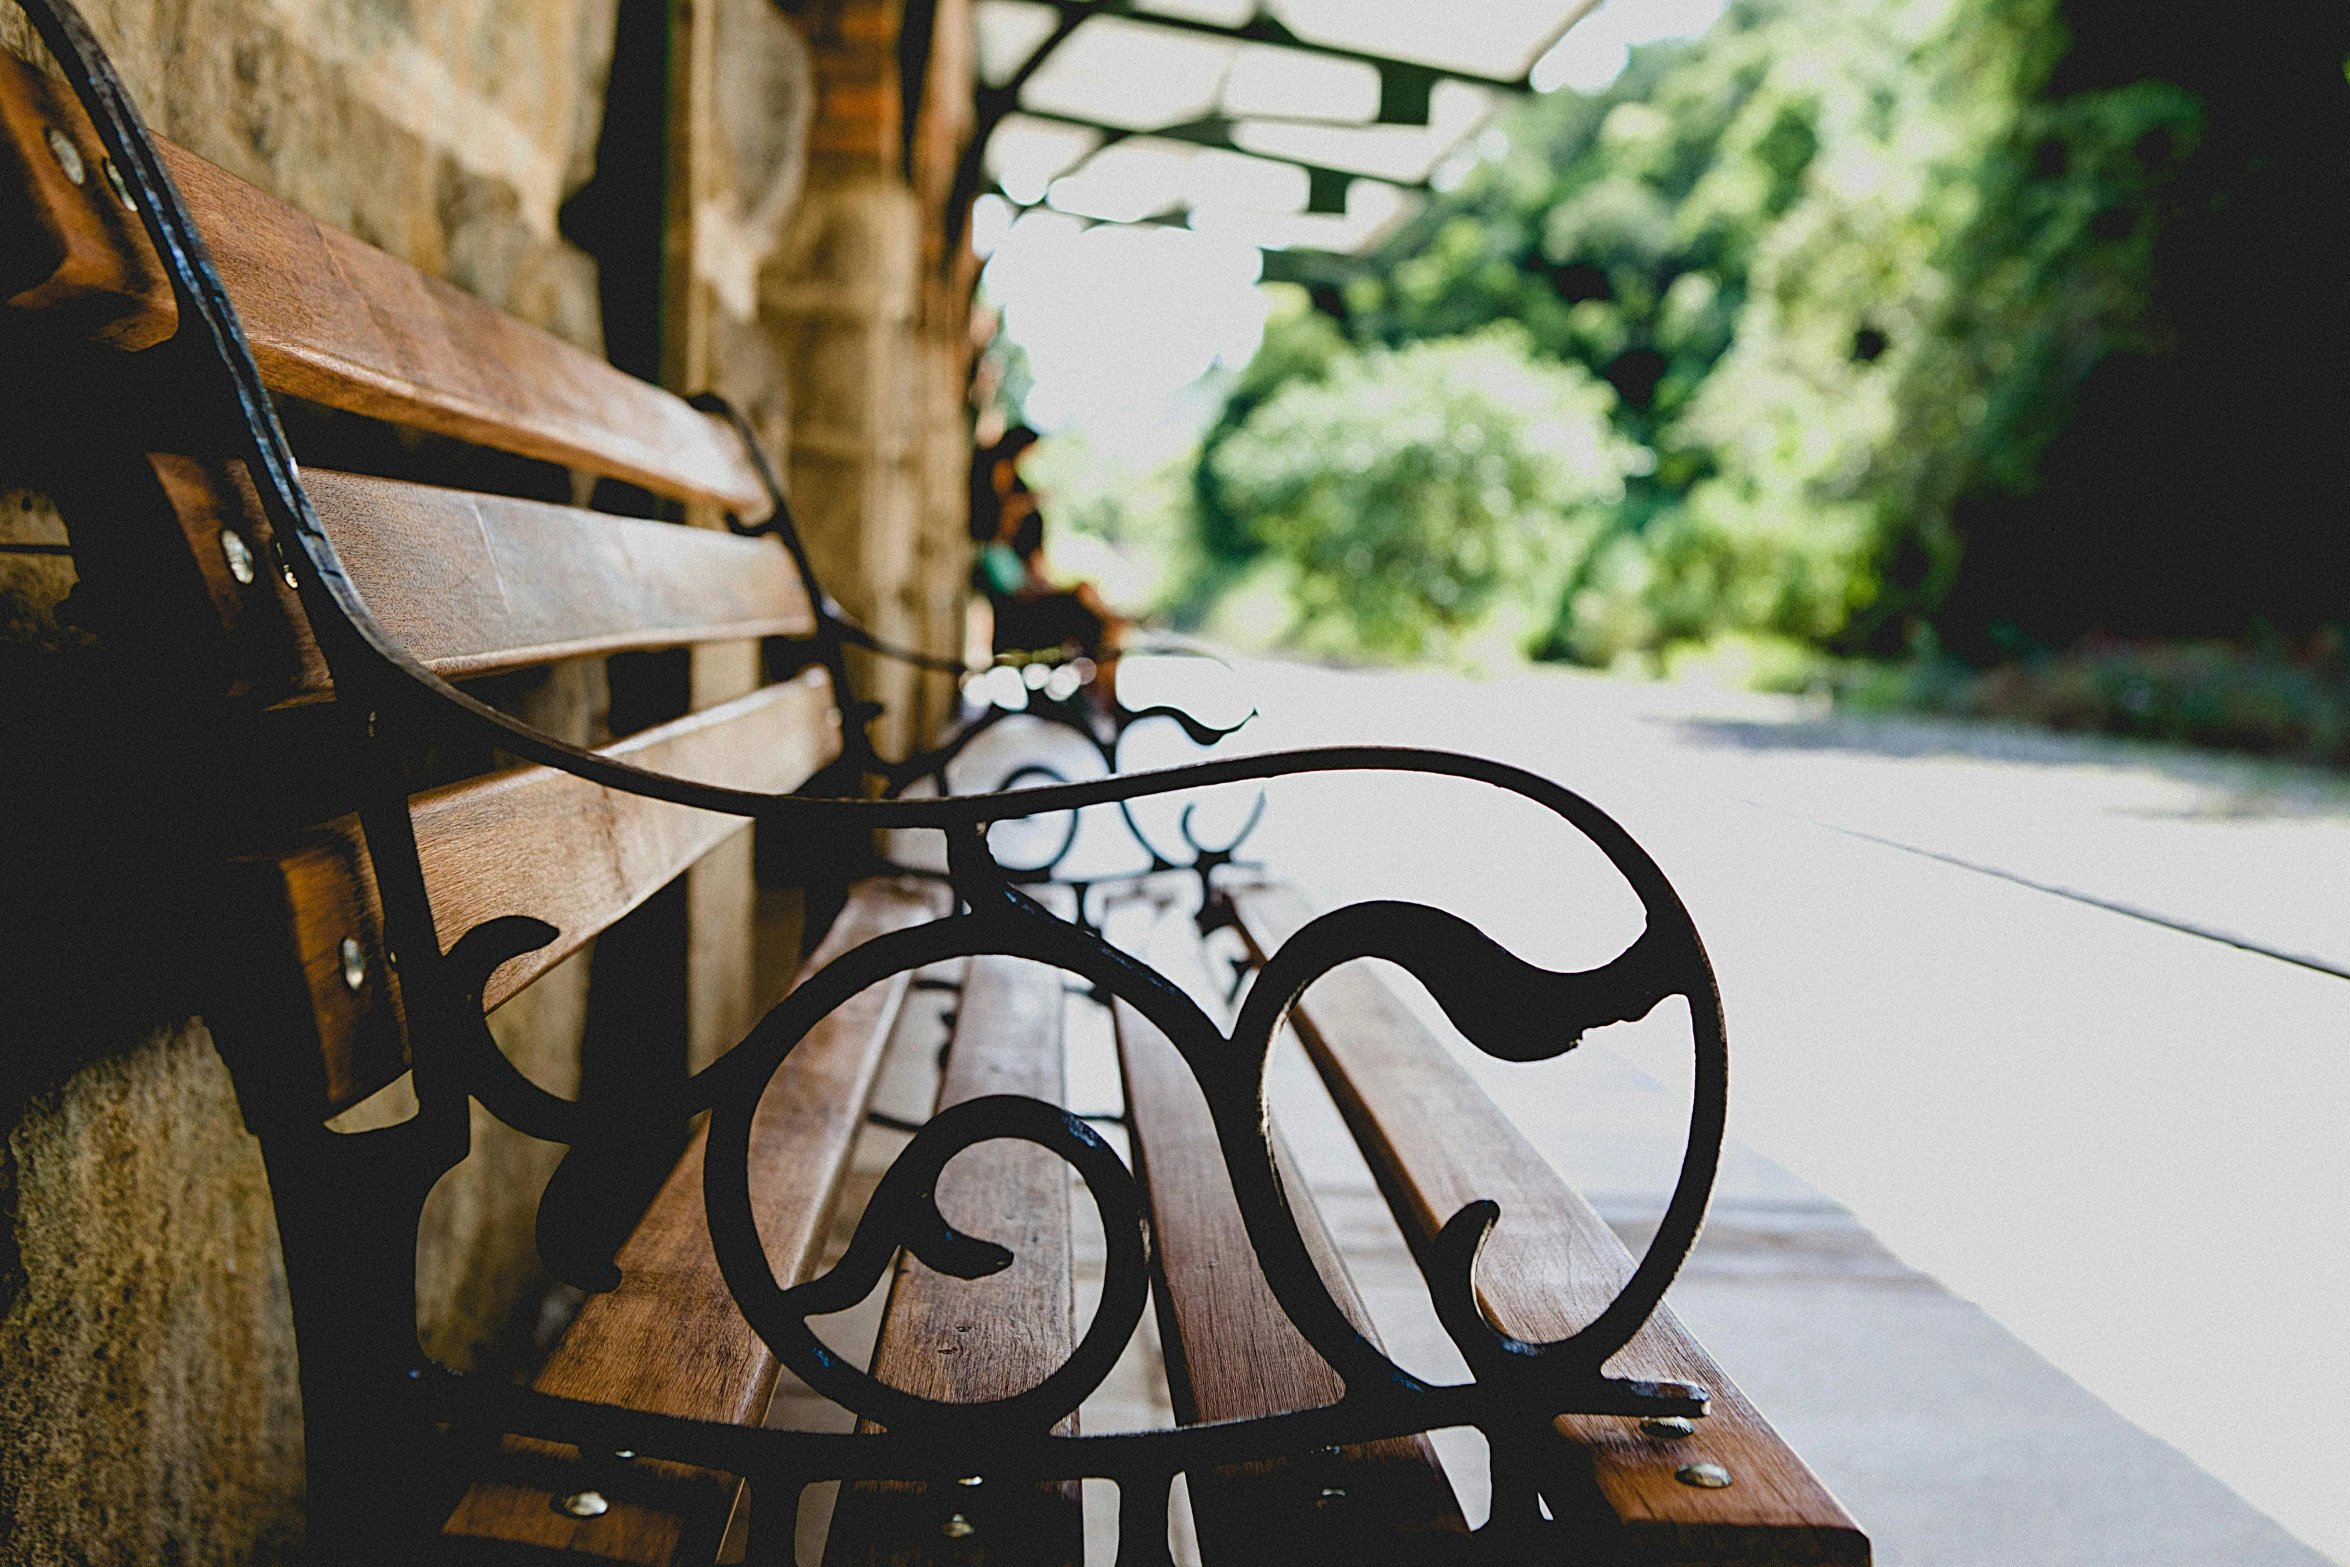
[1208,327,1638,660]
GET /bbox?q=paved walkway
[1200,657,2350,1565]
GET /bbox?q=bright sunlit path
[1209,656,2350,1565]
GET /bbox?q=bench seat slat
[1228,884,1870,1566]
[215,671,839,1118]
[823,953,1084,1567]
[1109,903,1470,1562]
[440,877,947,1563]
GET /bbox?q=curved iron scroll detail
[23,0,1725,1545]
[750,1091,1151,1437]
[678,759,1725,1448]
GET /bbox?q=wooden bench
[3,11,1868,1565]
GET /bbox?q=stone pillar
[663,0,815,1069]
[766,0,975,762]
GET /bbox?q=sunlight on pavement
[1197,656,2350,1564]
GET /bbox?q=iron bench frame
[13,4,1748,1561]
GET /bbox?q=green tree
[1209,326,1636,659]
[1205,0,2192,665]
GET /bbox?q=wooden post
[665,0,763,1070]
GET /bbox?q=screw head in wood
[1676,1462,1733,1489]
[558,1490,609,1518]
[1315,1487,1347,1508]
[339,937,367,992]
[1641,1416,1696,1439]
[956,1475,982,1487]
[220,530,257,584]
[43,127,84,185]
[940,1513,975,1538]
[102,157,135,211]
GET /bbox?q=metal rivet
[339,937,367,992]
[1641,1416,1696,1440]
[559,1490,609,1518]
[220,530,257,584]
[956,1475,982,1487]
[102,157,135,211]
[612,1450,636,1461]
[1315,1487,1347,1507]
[44,127,84,185]
[940,1513,975,1538]
[1676,1462,1733,1489]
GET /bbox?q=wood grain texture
[143,459,814,706]
[0,49,176,346]
[310,468,813,680]
[1110,902,1471,1563]
[683,642,768,1078]
[221,672,839,1117]
[440,877,947,1563]
[1229,883,1870,1566]
[141,137,770,514]
[823,954,1084,1567]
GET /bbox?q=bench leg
[256,1122,448,1564]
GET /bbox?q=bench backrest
[3,45,839,1122]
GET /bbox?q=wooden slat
[310,466,812,679]
[215,671,839,1118]
[166,128,772,514]
[0,60,764,510]
[1109,903,1471,1562]
[442,877,948,1562]
[822,954,1085,1567]
[145,458,813,706]
[1228,883,1871,1566]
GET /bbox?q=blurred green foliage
[1833,635,2350,763]
[1208,324,1635,658]
[1194,0,2197,666]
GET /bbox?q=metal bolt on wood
[559,1491,609,1518]
[219,529,256,584]
[101,154,132,208]
[43,125,82,183]
[940,1514,975,1538]
[1676,1462,1733,1489]
[339,937,366,992]
[1642,1416,1696,1439]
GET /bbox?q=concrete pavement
[1207,656,2350,1564]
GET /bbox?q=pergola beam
[1022,0,1591,106]
[949,0,1588,260]
[997,105,1427,211]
